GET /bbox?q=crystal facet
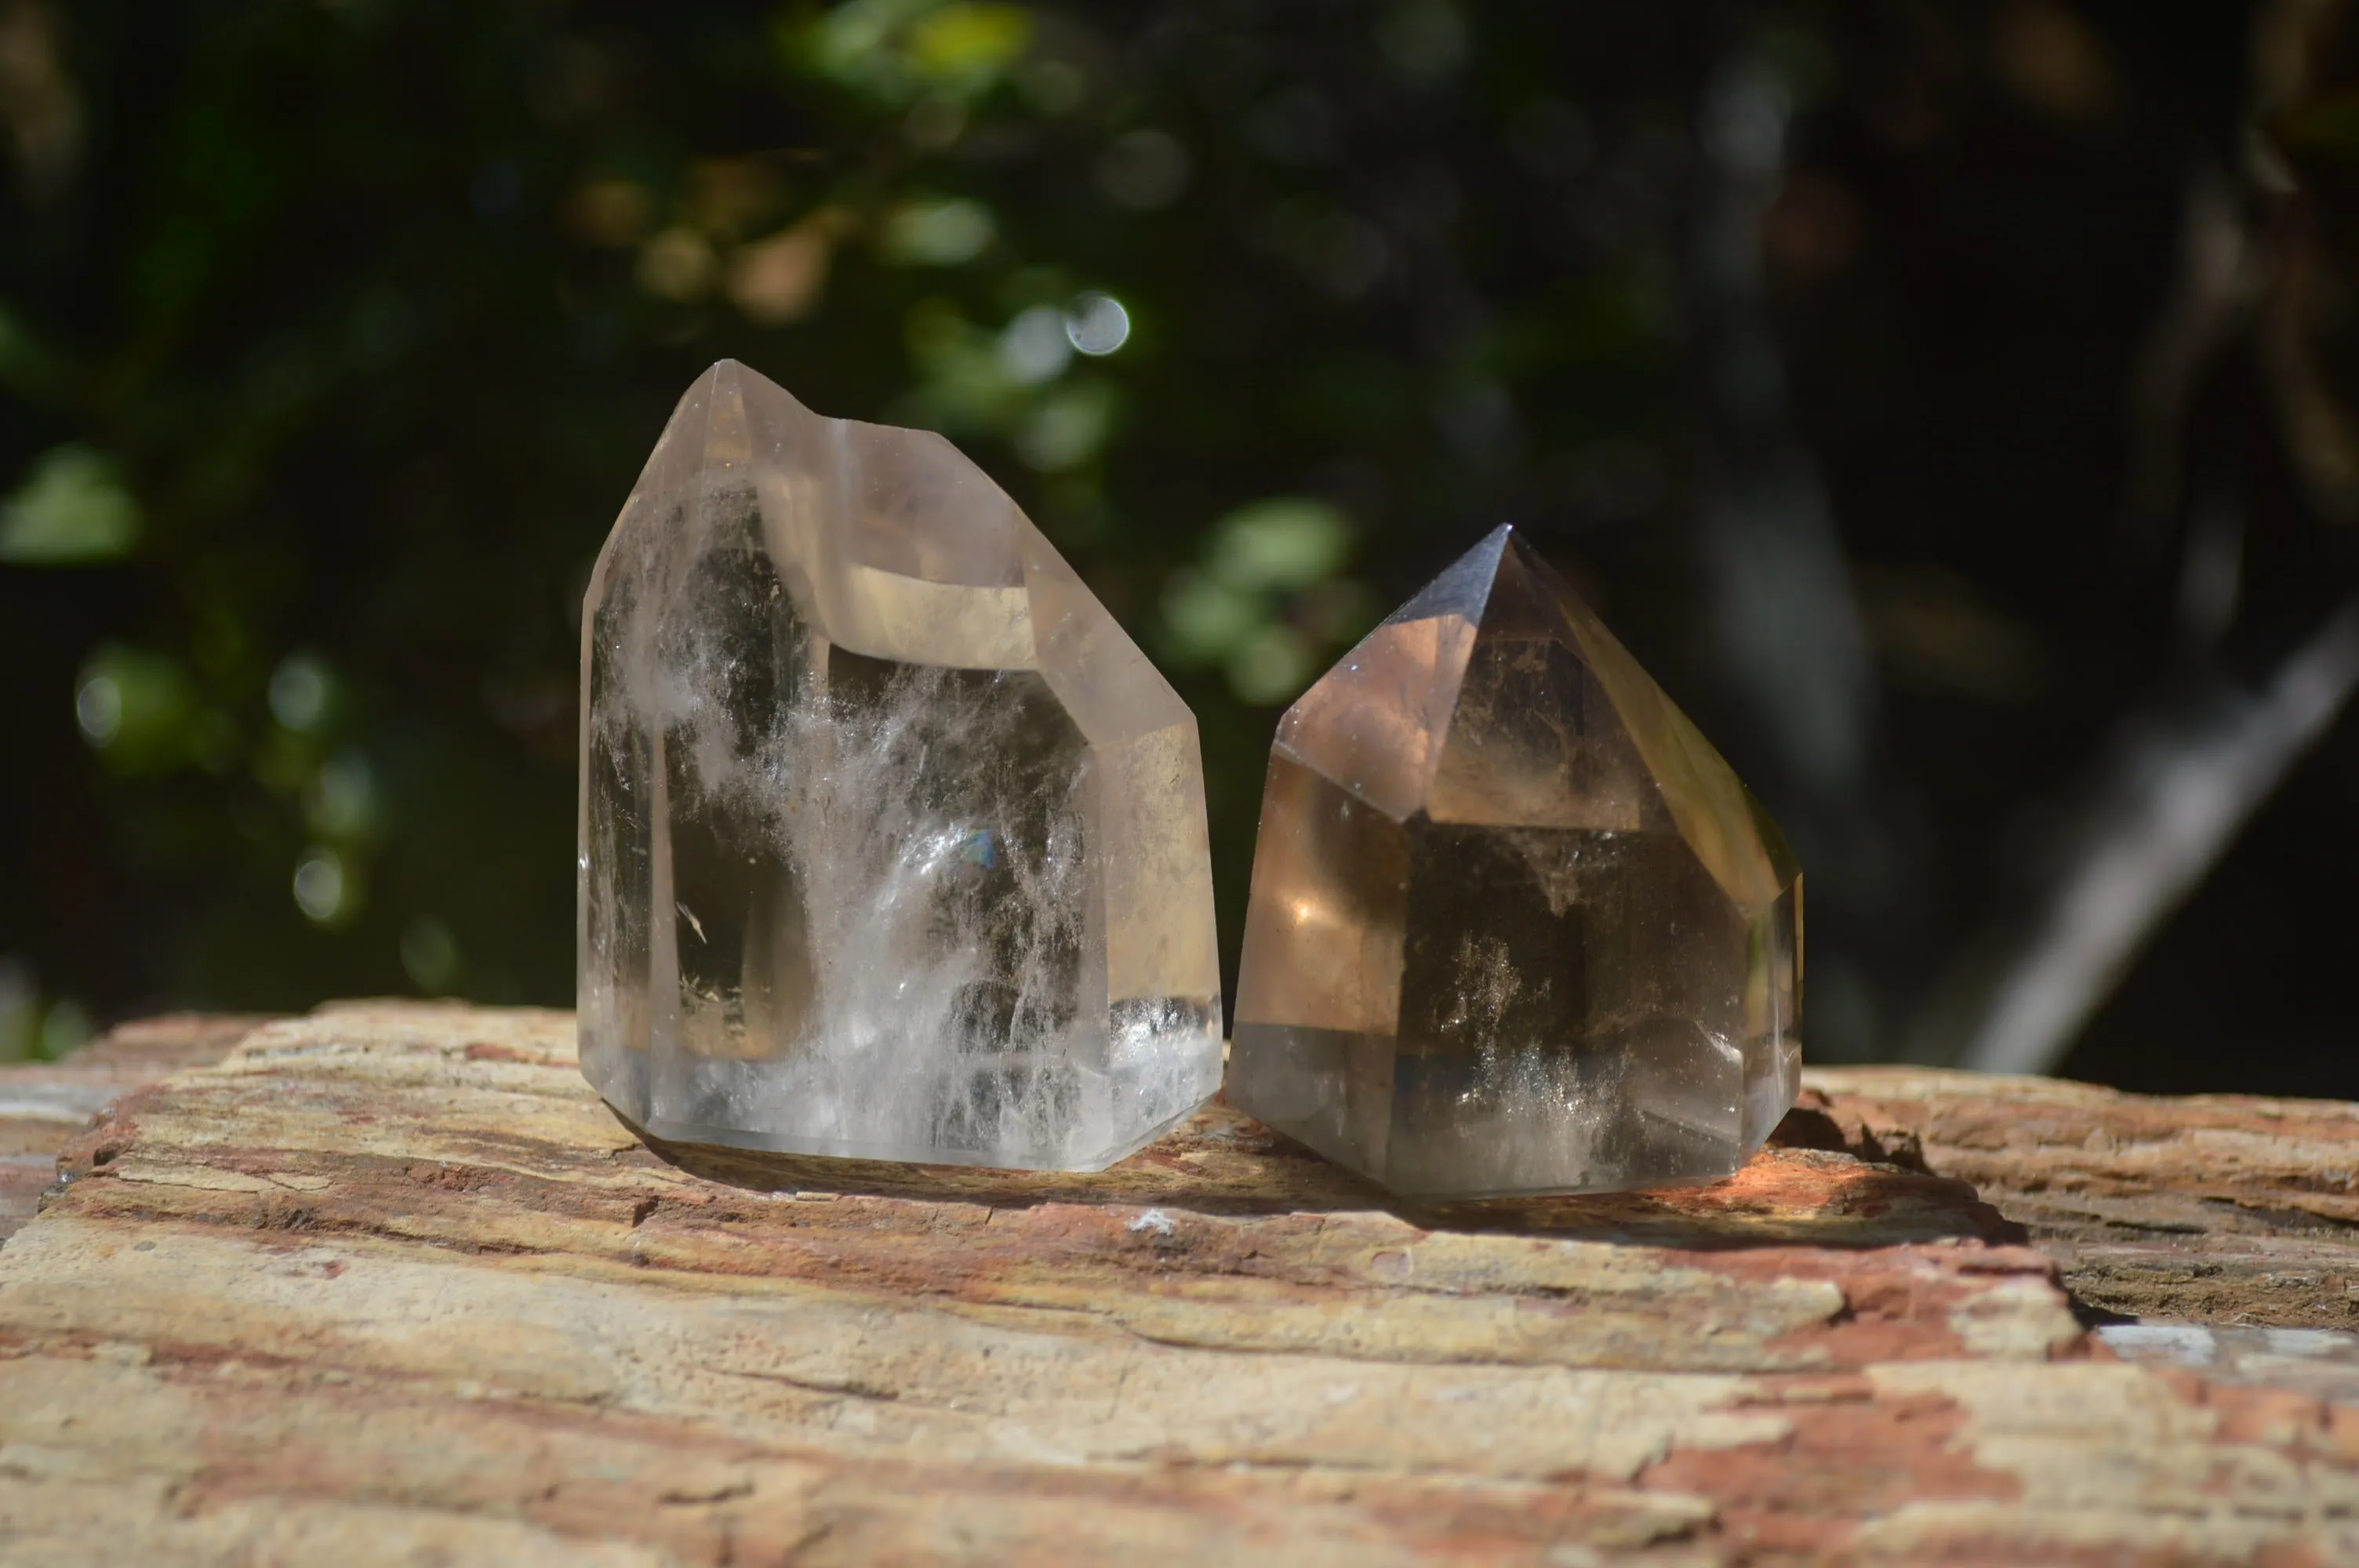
[579,361,1223,1170]
[1227,525,1801,1198]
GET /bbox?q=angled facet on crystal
[1227,525,1801,1198]
[580,361,1222,1170]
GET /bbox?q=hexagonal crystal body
[579,361,1222,1169]
[1227,526,1801,1198]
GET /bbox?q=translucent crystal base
[615,1095,1211,1172]
[580,362,1223,1171]
[1227,527,1801,1199]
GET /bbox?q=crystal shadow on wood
[600,1096,2011,1250]
[579,361,1223,1171]
[1226,525,1802,1199]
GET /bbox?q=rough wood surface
[0,1014,270,1244]
[1797,1069,2359,1330]
[2,1006,2357,1564]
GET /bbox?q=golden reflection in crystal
[1234,753,1408,1040]
[832,564,1034,670]
[1276,612,1476,821]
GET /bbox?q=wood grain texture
[0,1014,271,1244]
[0,1005,2356,1564]
[1799,1068,2359,1330]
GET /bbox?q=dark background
[3,0,2356,1091]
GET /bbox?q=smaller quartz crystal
[1227,525,1801,1198]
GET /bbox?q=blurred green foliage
[1,0,1708,1035]
[0,445,140,563]
[5,0,2357,1091]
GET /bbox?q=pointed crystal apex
[580,361,1221,1171]
[1398,522,1516,624]
[1230,525,1801,1199]
[1269,529,1513,821]
[1467,529,1793,909]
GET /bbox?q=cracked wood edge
[0,1014,272,1243]
[1801,1066,2359,1330]
[0,1005,2355,1563]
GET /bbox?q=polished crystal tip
[1227,525,1802,1199]
[579,361,1223,1170]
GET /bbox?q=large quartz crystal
[1227,526,1801,1198]
[579,361,1222,1170]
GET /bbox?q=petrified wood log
[2,1004,2356,1563]
[0,1014,267,1244]
[1799,1069,2359,1331]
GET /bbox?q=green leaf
[75,645,207,776]
[37,1000,92,1061]
[1160,569,1267,665]
[0,446,142,564]
[1226,622,1318,706]
[1012,380,1114,470]
[907,5,1034,89]
[1207,497,1351,593]
[798,0,1032,104]
[801,0,936,95]
[882,198,998,266]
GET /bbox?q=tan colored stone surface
[0,1007,2356,1563]
[0,1014,271,1243]
[1801,1066,2359,1330]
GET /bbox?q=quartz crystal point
[579,361,1222,1169]
[1227,526,1801,1198]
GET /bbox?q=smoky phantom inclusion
[1227,526,1801,1199]
[578,361,1223,1170]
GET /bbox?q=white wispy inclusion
[579,361,1221,1170]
